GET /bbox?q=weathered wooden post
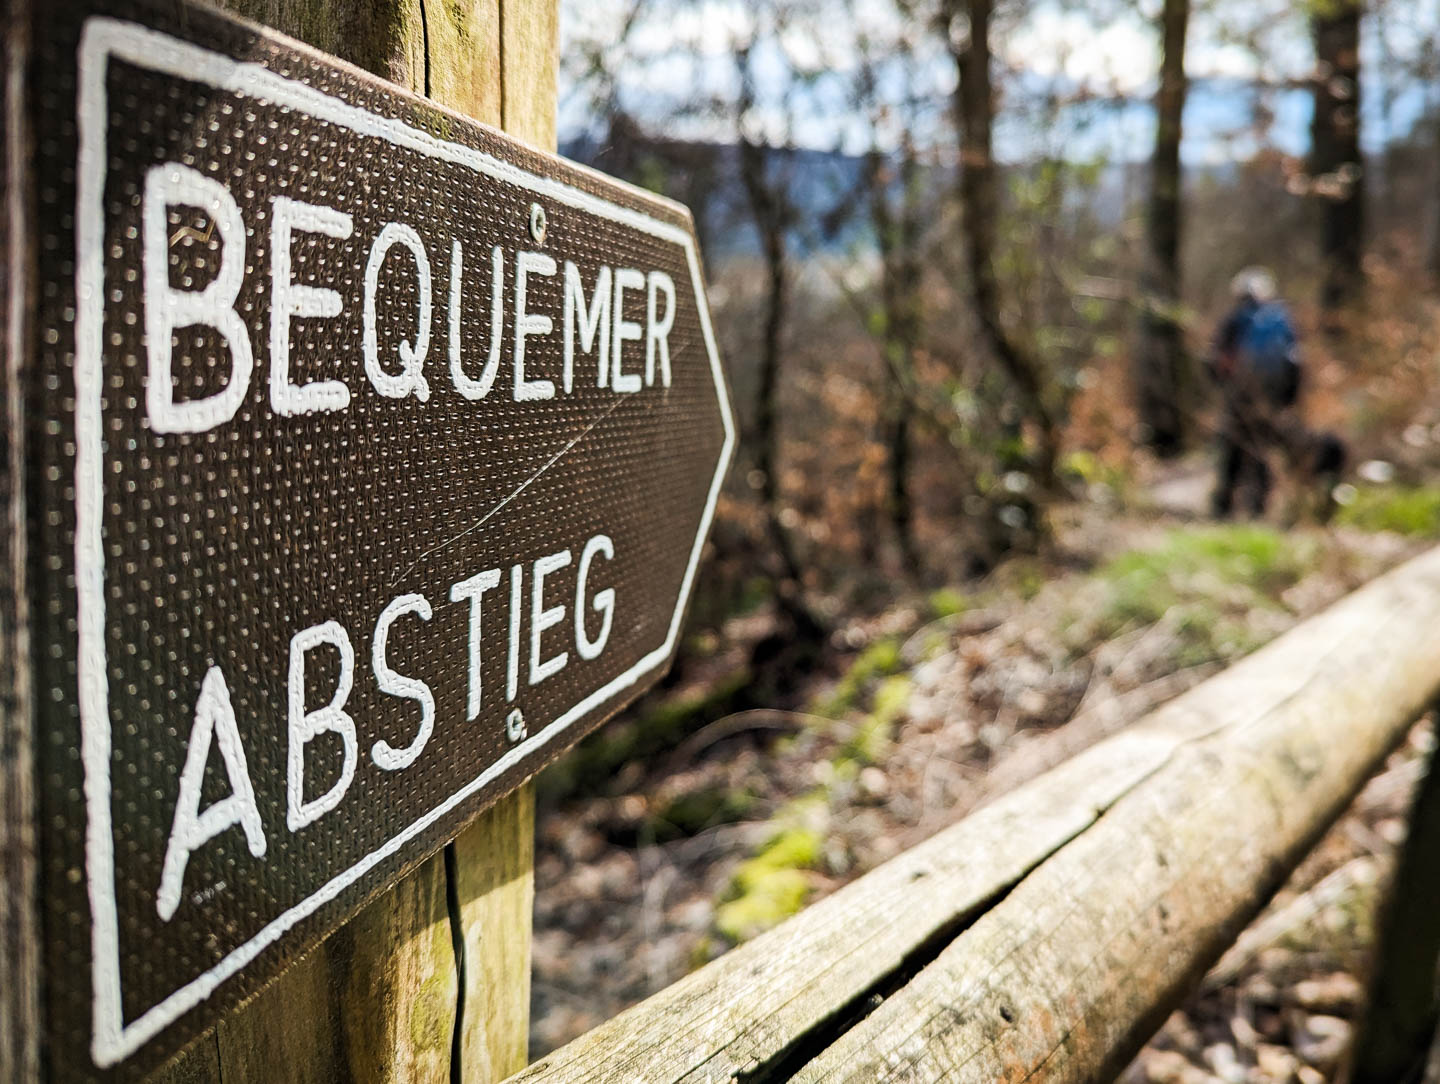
[0,0,732,1077]
[1343,712,1440,1084]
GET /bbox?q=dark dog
[1280,424,1348,523]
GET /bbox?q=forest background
[530,1,1440,1080]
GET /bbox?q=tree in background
[1427,38,1440,287]
[944,0,1063,498]
[1433,112,1440,287]
[853,16,927,571]
[1309,0,1366,317]
[732,21,826,642]
[1133,0,1190,456]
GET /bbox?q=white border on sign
[74,16,735,1067]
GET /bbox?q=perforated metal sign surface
[9,0,733,1073]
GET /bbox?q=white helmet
[1231,266,1276,302]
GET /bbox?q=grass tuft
[1336,485,1440,537]
[1070,525,1312,668]
[1096,525,1306,634]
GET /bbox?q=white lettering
[507,564,523,702]
[370,594,436,771]
[575,534,616,661]
[514,250,557,401]
[530,549,572,686]
[142,163,252,433]
[286,621,358,831]
[270,196,354,415]
[449,568,501,720]
[449,242,506,400]
[645,270,676,388]
[563,262,612,392]
[611,267,644,393]
[156,666,265,921]
[363,222,432,402]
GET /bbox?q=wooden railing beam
[796,544,1440,1083]
[511,544,1440,1084]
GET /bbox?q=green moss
[1336,485,1440,537]
[1061,450,1132,498]
[927,586,969,620]
[714,869,809,944]
[1074,525,1311,667]
[1096,525,1306,634]
[406,975,452,1052]
[757,824,823,869]
[715,826,823,944]
[711,646,911,946]
[917,627,953,661]
[871,675,912,728]
[1171,606,1271,668]
[810,637,903,719]
[1062,450,1106,485]
[837,675,912,768]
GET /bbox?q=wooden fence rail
[507,543,1440,1084]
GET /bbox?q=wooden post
[2,4,41,1068]
[146,1,552,1079]
[1343,712,1440,1084]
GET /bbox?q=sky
[558,0,1440,165]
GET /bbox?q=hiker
[1207,267,1301,518]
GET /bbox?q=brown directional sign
[4,0,733,1073]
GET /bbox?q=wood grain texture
[1,3,39,1078]
[793,543,1440,1084]
[499,0,556,149]
[425,0,503,124]
[216,0,427,93]
[456,784,536,1084]
[220,851,457,1082]
[509,544,1440,1084]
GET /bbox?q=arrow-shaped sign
[9,1,734,1071]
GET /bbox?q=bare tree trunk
[1429,108,1440,287]
[738,138,795,576]
[1134,0,1189,457]
[887,391,918,569]
[736,132,823,642]
[1311,0,1365,318]
[867,143,923,573]
[949,0,1060,494]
